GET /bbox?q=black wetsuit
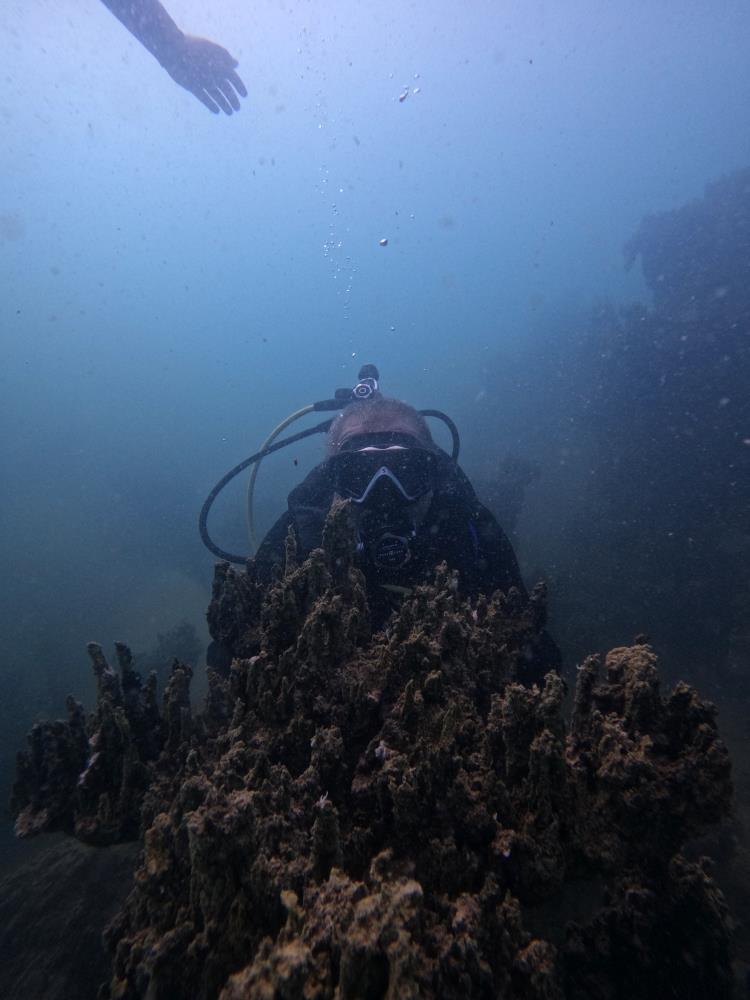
[206,451,560,682]
[257,453,519,586]
[252,451,560,681]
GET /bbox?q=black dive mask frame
[198,364,461,564]
[330,444,439,504]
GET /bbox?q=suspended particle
[379,238,388,246]
[398,88,409,102]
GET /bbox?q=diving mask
[331,439,439,504]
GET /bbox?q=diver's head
[327,398,438,569]
[326,397,435,457]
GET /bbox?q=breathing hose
[246,404,315,553]
[198,418,333,564]
[198,363,462,566]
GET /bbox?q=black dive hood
[198,364,461,565]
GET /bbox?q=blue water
[2,0,750,852]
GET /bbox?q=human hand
[164,34,247,114]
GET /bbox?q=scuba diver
[199,365,560,682]
[254,397,526,610]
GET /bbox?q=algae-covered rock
[11,499,735,998]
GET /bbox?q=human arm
[100,0,247,114]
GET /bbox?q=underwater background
[1,0,750,988]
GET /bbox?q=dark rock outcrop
[11,499,734,998]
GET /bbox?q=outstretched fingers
[206,84,234,116]
[194,87,221,114]
[227,69,248,100]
